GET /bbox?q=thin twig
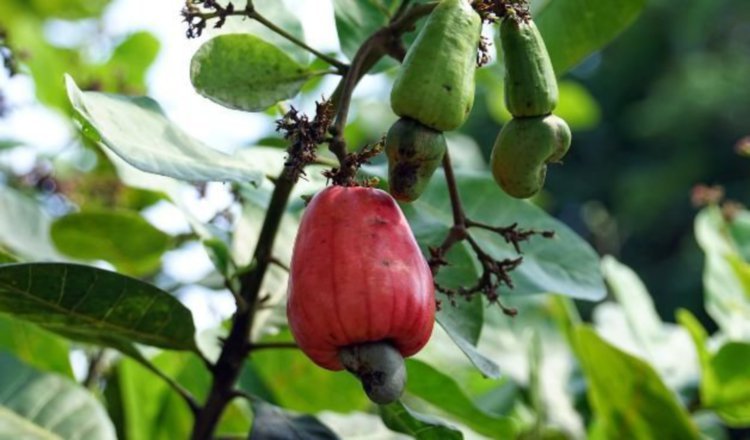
[244,2,348,72]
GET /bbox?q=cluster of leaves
[3,0,749,439]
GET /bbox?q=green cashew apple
[501,16,558,117]
[490,114,571,198]
[390,0,481,131]
[385,117,447,202]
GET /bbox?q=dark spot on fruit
[381,260,391,267]
[370,217,388,226]
[442,84,452,92]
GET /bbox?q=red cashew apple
[287,185,435,404]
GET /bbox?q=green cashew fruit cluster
[490,114,571,199]
[387,0,480,201]
[390,0,481,132]
[385,117,447,202]
[490,14,571,198]
[501,16,558,117]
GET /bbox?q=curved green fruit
[490,115,571,198]
[390,0,481,131]
[501,17,558,117]
[386,118,447,202]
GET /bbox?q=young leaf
[51,210,171,276]
[405,359,516,438]
[190,34,315,112]
[536,0,647,74]
[248,400,338,440]
[0,263,197,351]
[0,353,116,440]
[65,75,264,185]
[573,326,700,440]
[380,401,463,440]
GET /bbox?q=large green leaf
[678,309,750,426]
[0,263,197,351]
[0,315,72,377]
[406,359,516,438]
[191,34,315,112]
[536,0,647,74]
[380,401,463,440]
[248,400,338,440]
[0,186,62,261]
[573,326,700,440]
[51,210,171,276]
[0,353,116,440]
[65,75,264,185]
[401,171,605,301]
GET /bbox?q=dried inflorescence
[276,99,334,182]
[181,0,236,38]
[473,0,531,24]
[428,221,554,315]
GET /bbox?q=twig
[82,349,107,390]
[138,354,201,415]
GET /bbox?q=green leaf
[0,352,116,440]
[65,75,264,185]
[0,315,72,377]
[99,31,160,92]
[601,256,663,349]
[573,326,700,440]
[249,332,369,413]
[405,359,517,438]
[190,34,314,112]
[0,263,197,351]
[248,400,338,440]
[437,299,500,379]
[380,401,463,440]
[401,171,605,301]
[51,210,171,276]
[0,186,62,261]
[431,237,501,378]
[678,309,750,426]
[536,0,647,74]
[710,342,750,425]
